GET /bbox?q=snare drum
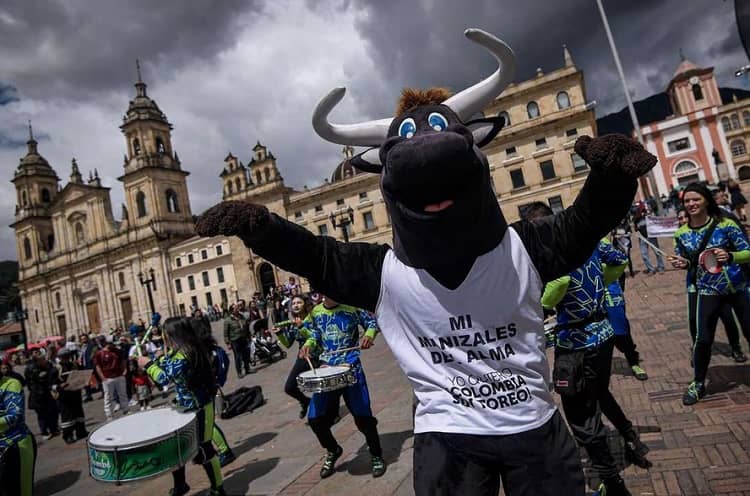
[88,408,198,483]
[297,365,357,393]
[699,249,724,274]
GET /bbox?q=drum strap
[677,219,718,286]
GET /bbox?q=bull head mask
[312,29,516,270]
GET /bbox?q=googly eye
[398,118,417,139]
[428,112,448,132]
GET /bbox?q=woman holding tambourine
[668,183,750,406]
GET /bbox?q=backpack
[212,346,230,388]
[219,386,265,419]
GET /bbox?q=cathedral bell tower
[11,123,60,268]
[118,61,192,234]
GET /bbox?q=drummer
[0,356,36,496]
[299,295,386,479]
[137,317,227,496]
[668,182,750,405]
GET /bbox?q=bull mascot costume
[196,29,655,496]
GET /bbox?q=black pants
[34,402,59,436]
[688,293,743,352]
[284,357,312,407]
[58,390,87,441]
[0,434,36,496]
[412,411,583,496]
[689,291,750,384]
[230,337,252,375]
[556,339,622,482]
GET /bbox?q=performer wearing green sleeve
[299,296,385,479]
[669,183,750,406]
[138,317,226,496]
[274,295,317,418]
[0,366,36,496]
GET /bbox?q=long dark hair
[681,182,724,222]
[288,295,312,321]
[163,317,215,396]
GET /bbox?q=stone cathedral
[11,70,194,341]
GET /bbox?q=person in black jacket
[194,29,655,496]
[24,353,60,440]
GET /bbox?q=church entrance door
[86,301,101,333]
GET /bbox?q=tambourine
[699,249,723,274]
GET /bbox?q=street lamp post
[595,0,661,213]
[138,268,157,317]
[330,206,355,243]
[13,308,28,350]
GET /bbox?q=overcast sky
[1,0,747,261]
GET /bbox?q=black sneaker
[299,402,309,419]
[371,455,386,478]
[319,446,343,479]
[219,449,236,468]
[168,484,190,496]
[594,476,632,496]
[682,381,706,406]
[622,429,652,469]
[732,349,748,363]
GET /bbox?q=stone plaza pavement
[33,246,750,495]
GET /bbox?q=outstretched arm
[513,135,656,283]
[195,203,389,312]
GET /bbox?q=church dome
[330,145,358,183]
[14,125,57,179]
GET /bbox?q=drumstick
[304,356,317,376]
[324,345,362,355]
[135,325,155,358]
[635,233,688,263]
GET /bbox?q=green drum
[87,408,198,483]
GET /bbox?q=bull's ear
[464,116,505,148]
[350,147,383,174]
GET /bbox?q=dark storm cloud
[0,83,19,105]
[345,0,746,117]
[0,0,262,99]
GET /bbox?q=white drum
[88,408,198,483]
[297,365,357,393]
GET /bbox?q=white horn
[443,29,516,121]
[312,87,392,147]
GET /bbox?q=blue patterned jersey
[0,376,31,449]
[673,218,750,295]
[302,303,379,366]
[147,350,210,410]
[546,239,627,350]
[604,281,625,308]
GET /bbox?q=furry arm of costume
[195,134,655,312]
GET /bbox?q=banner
[646,215,679,238]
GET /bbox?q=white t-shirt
[375,228,556,435]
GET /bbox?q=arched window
[41,188,50,203]
[75,222,85,245]
[46,233,54,251]
[235,178,241,192]
[527,101,540,119]
[23,237,31,260]
[739,166,750,181]
[731,139,747,157]
[744,111,750,127]
[226,181,233,195]
[136,191,147,218]
[674,160,698,174]
[166,189,179,213]
[723,117,732,132]
[21,190,28,207]
[692,83,703,101]
[498,111,511,127]
[155,137,165,154]
[264,168,271,182]
[118,272,126,290]
[133,138,141,155]
[556,91,571,109]
[256,170,262,184]
[731,114,741,130]
[55,292,61,308]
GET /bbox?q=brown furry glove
[575,134,656,178]
[194,201,271,239]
